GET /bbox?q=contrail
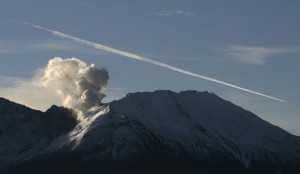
[24,22,285,102]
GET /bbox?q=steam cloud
[40,58,109,119]
[0,57,109,120]
[24,22,285,102]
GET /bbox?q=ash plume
[0,57,109,120]
[39,57,109,119]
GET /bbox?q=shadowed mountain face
[0,91,300,174]
[0,98,78,169]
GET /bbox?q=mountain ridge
[0,90,300,174]
[0,98,78,170]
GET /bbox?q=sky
[0,0,299,135]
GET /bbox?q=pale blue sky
[0,0,299,135]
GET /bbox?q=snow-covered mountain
[1,91,300,174]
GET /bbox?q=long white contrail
[24,22,285,102]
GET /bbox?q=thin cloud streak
[151,10,196,17]
[0,48,14,53]
[227,45,300,65]
[25,22,285,103]
[0,76,25,87]
[0,40,108,55]
[28,41,79,51]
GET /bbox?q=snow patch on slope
[48,104,110,150]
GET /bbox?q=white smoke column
[39,57,109,119]
[24,22,285,103]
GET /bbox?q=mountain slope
[0,98,78,169]
[1,91,300,174]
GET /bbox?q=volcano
[0,90,299,174]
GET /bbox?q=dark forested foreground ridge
[0,90,300,174]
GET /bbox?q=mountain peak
[1,91,300,174]
[122,90,219,105]
[125,90,216,97]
